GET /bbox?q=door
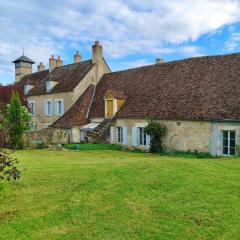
[107,100,113,118]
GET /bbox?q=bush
[0,149,20,181]
[145,118,167,153]
[0,91,31,149]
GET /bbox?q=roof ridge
[103,52,240,76]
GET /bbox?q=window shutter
[44,100,47,116]
[110,127,116,144]
[60,99,64,115]
[33,102,36,116]
[50,100,53,115]
[123,127,128,145]
[132,127,138,146]
[146,135,151,149]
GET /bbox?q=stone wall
[24,127,71,146]
[115,119,212,153]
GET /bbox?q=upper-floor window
[54,99,64,116]
[24,85,29,95]
[28,101,36,116]
[222,130,236,156]
[44,100,53,116]
[117,127,123,143]
[46,81,52,93]
[138,127,147,146]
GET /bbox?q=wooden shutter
[110,127,116,144]
[50,100,53,116]
[32,101,36,116]
[60,99,64,115]
[146,134,151,149]
[132,127,138,146]
[123,127,128,145]
[44,100,47,116]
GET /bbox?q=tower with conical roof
[12,54,35,82]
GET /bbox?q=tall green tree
[1,91,31,149]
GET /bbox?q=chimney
[92,41,103,64]
[156,58,164,64]
[37,62,45,72]
[56,55,63,67]
[74,51,82,63]
[49,55,57,72]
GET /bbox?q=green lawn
[0,149,240,240]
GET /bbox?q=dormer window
[24,85,29,95]
[46,81,52,93]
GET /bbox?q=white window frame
[24,85,29,96]
[222,130,236,156]
[44,100,53,116]
[54,99,64,116]
[117,127,123,143]
[138,127,147,146]
[31,122,37,130]
[28,101,36,116]
[46,81,52,93]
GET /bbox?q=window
[138,127,147,146]
[46,81,52,93]
[222,130,236,156]
[55,99,64,116]
[31,123,37,130]
[44,100,53,116]
[28,101,36,116]
[24,85,29,95]
[117,127,123,143]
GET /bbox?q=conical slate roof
[12,55,35,64]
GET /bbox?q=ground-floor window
[31,122,37,130]
[138,127,147,146]
[117,127,123,143]
[222,130,236,156]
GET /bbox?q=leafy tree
[145,118,167,153]
[1,91,32,149]
[0,149,20,181]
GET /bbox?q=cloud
[0,0,240,84]
[225,32,240,51]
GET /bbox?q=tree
[1,91,32,149]
[144,118,167,153]
[0,149,20,181]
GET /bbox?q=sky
[1,0,240,85]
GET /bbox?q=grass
[62,143,123,151]
[0,149,240,239]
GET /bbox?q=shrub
[0,91,32,149]
[145,118,167,153]
[0,149,20,181]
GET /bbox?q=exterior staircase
[86,118,114,143]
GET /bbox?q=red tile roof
[18,60,93,96]
[52,85,95,128]
[90,53,240,121]
[0,85,27,110]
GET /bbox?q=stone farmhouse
[11,41,240,156]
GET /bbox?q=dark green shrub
[145,118,167,153]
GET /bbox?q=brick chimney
[49,55,57,72]
[92,41,103,64]
[37,62,45,72]
[56,56,63,67]
[156,58,164,64]
[74,51,82,63]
